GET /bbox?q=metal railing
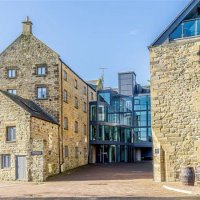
[170,18,200,41]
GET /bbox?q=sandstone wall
[0,93,31,181]
[150,38,200,182]
[0,30,97,177]
[61,62,96,171]
[0,34,61,120]
[30,117,59,181]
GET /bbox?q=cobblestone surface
[0,162,199,200]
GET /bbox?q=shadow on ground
[0,197,199,200]
[47,162,153,182]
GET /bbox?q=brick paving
[0,161,199,200]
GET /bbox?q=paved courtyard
[0,161,199,200]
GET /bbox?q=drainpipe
[60,60,64,172]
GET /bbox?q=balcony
[169,18,200,41]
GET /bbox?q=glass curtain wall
[133,95,151,143]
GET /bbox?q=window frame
[84,124,87,135]
[75,147,79,158]
[74,79,78,89]
[74,121,78,133]
[63,90,68,103]
[1,154,11,169]
[74,97,78,108]
[64,146,68,157]
[64,117,68,130]
[83,86,87,95]
[7,89,17,95]
[36,66,47,76]
[37,87,48,99]
[7,69,16,79]
[83,102,87,113]
[63,71,67,81]
[91,92,94,101]
[6,126,16,142]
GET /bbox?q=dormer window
[8,69,16,79]
[37,66,46,76]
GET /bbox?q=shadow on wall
[47,162,153,182]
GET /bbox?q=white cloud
[129,29,139,36]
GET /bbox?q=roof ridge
[0,90,58,124]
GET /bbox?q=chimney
[22,16,32,35]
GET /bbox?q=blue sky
[0,0,189,88]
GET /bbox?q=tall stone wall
[0,25,97,176]
[30,117,59,181]
[61,62,96,171]
[0,34,61,120]
[150,38,200,182]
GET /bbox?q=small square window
[7,69,16,78]
[64,90,68,103]
[74,80,78,89]
[74,121,78,133]
[2,154,11,169]
[64,146,68,157]
[7,89,16,95]
[83,102,87,112]
[37,87,47,99]
[37,66,46,76]
[6,127,16,142]
[64,71,67,81]
[64,117,68,130]
[74,97,78,108]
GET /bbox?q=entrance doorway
[16,156,26,180]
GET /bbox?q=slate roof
[150,0,200,47]
[0,90,58,125]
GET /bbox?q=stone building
[0,17,96,181]
[150,0,200,182]
[0,91,59,181]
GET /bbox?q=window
[7,89,16,95]
[90,105,97,121]
[64,90,68,103]
[74,121,78,133]
[37,66,46,76]
[64,146,68,157]
[63,71,67,81]
[83,86,87,95]
[83,102,87,112]
[74,80,78,89]
[98,105,105,121]
[90,125,97,140]
[7,69,16,78]
[74,97,78,108]
[91,92,94,101]
[75,147,79,158]
[84,147,87,159]
[37,87,47,99]
[84,124,87,135]
[2,155,11,169]
[64,117,68,130]
[6,127,16,142]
